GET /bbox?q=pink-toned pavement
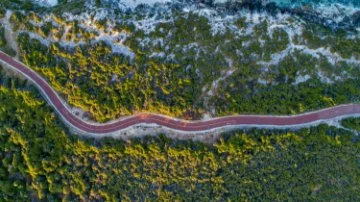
[1,51,360,134]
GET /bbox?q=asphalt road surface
[1,51,359,134]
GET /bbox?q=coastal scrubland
[4,6,359,121]
[0,71,359,200]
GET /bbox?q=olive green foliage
[341,118,360,131]
[0,27,6,47]
[0,0,38,11]
[0,0,81,14]
[9,11,27,31]
[52,0,86,15]
[18,33,202,121]
[0,26,16,57]
[9,9,360,121]
[0,77,360,201]
[0,7,6,19]
[213,74,360,115]
[300,24,360,59]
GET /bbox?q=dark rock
[265,2,278,15]
[351,11,360,26]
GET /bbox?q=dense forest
[0,1,360,200]
[0,67,359,201]
[6,9,359,122]
[0,22,16,57]
[341,118,360,132]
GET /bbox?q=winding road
[1,51,360,134]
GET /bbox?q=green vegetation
[0,73,359,200]
[213,72,360,115]
[18,32,202,121]
[0,3,359,201]
[52,0,86,15]
[0,4,357,122]
[0,7,5,19]
[0,26,16,57]
[0,0,80,14]
[12,11,359,121]
[300,24,360,60]
[9,11,27,31]
[341,117,360,131]
[0,27,6,47]
[0,0,39,12]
